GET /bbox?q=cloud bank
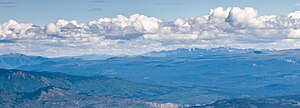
[1,7,300,57]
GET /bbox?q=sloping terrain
[17,48,300,99]
[0,69,175,100]
[0,86,152,108]
[0,69,220,105]
[192,95,300,108]
[1,48,300,105]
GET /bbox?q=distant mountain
[69,54,116,60]
[0,53,83,70]
[3,48,300,106]
[0,53,50,69]
[191,95,300,108]
[145,47,269,57]
[16,48,300,104]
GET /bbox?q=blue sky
[1,0,300,25]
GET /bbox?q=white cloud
[143,33,198,40]
[45,23,60,34]
[288,29,300,39]
[87,14,160,35]
[209,7,231,23]
[0,20,34,39]
[288,11,300,19]
[130,14,160,33]
[225,7,264,28]
[1,7,300,57]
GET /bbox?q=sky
[1,0,300,57]
[0,0,300,26]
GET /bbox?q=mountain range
[1,47,300,107]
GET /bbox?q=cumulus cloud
[226,7,264,28]
[288,11,300,19]
[209,7,231,23]
[0,20,34,39]
[45,23,60,34]
[288,29,300,39]
[1,7,300,57]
